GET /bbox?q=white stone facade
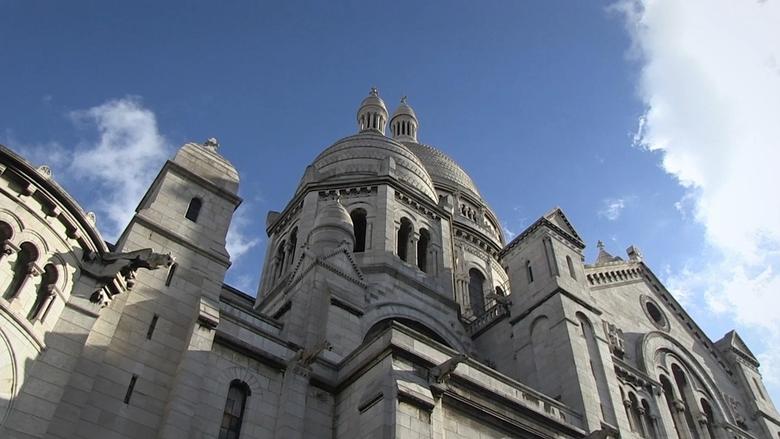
[0,90,778,439]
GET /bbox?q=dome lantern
[357,87,388,134]
[390,96,419,143]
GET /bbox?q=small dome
[309,197,354,253]
[357,87,388,134]
[299,132,439,203]
[173,139,239,194]
[390,97,419,143]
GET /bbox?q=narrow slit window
[124,374,138,404]
[526,261,534,283]
[165,263,177,287]
[185,197,202,222]
[566,255,576,279]
[146,314,159,340]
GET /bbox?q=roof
[403,142,481,197]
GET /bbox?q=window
[287,227,298,264]
[274,240,286,279]
[700,398,716,439]
[468,268,486,315]
[397,218,412,262]
[526,260,534,283]
[566,255,576,279]
[660,375,682,438]
[28,263,58,322]
[146,314,159,339]
[350,210,367,253]
[165,263,177,287]
[3,241,38,300]
[417,228,430,272]
[185,197,202,222]
[672,365,701,439]
[219,380,250,439]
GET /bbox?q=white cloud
[615,0,780,395]
[226,203,260,260]
[598,197,630,221]
[69,97,171,239]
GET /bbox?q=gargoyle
[291,339,333,368]
[83,248,174,305]
[429,353,468,385]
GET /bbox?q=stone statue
[83,248,174,305]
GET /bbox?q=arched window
[0,221,12,256]
[185,197,202,222]
[219,380,250,439]
[274,240,286,279]
[566,255,576,279]
[495,286,505,297]
[287,227,298,264]
[3,241,38,300]
[672,365,701,439]
[628,392,645,437]
[660,374,683,438]
[641,399,657,439]
[700,398,716,439]
[417,228,429,272]
[28,263,58,322]
[468,268,486,315]
[526,260,534,283]
[397,218,412,262]
[350,210,367,253]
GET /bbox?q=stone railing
[586,265,643,286]
[466,302,509,337]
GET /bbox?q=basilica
[0,88,778,439]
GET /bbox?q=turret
[356,87,388,134]
[390,96,419,142]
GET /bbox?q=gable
[544,207,584,244]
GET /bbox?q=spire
[390,95,419,143]
[357,87,388,134]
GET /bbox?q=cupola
[308,197,355,255]
[357,87,388,134]
[390,96,419,143]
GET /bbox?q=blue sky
[2,1,779,404]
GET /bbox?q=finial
[400,95,408,105]
[203,137,219,151]
[597,240,605,250]
[369,86,378,96]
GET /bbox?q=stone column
[409,233,418,267]
[7,262,40,301]
[697,415,713,439]
[672,399,694,439]
[638,406,652,438]
[32,284,56,322]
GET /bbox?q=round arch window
[641,296,669,331]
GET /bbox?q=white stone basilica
[0,89,778,439]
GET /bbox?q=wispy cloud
[68,97,172,238]
[615,0,780,391]
[227,203,260,260]
[598,197,632,221]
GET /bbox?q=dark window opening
[351,210,367,253]
[3,241,39,300]
[185,197,202,222]
[646,301,664,325]
[397,218,412,262]
[28,263,58,322]
[165,263,177,287]
[526,261,534,283]
[219,380,250,439]
[146,314,159,340]
[417,228,429,272]
[287,228,298,264]
[468,268,486,316]
[124,374,138,404]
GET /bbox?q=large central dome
[402,142,481,198]
[300,132,439,202]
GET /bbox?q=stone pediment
[287,243,367,290]
[543,207,583,244]
[715,330,759,367]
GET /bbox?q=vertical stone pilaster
[274,364,310,439]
